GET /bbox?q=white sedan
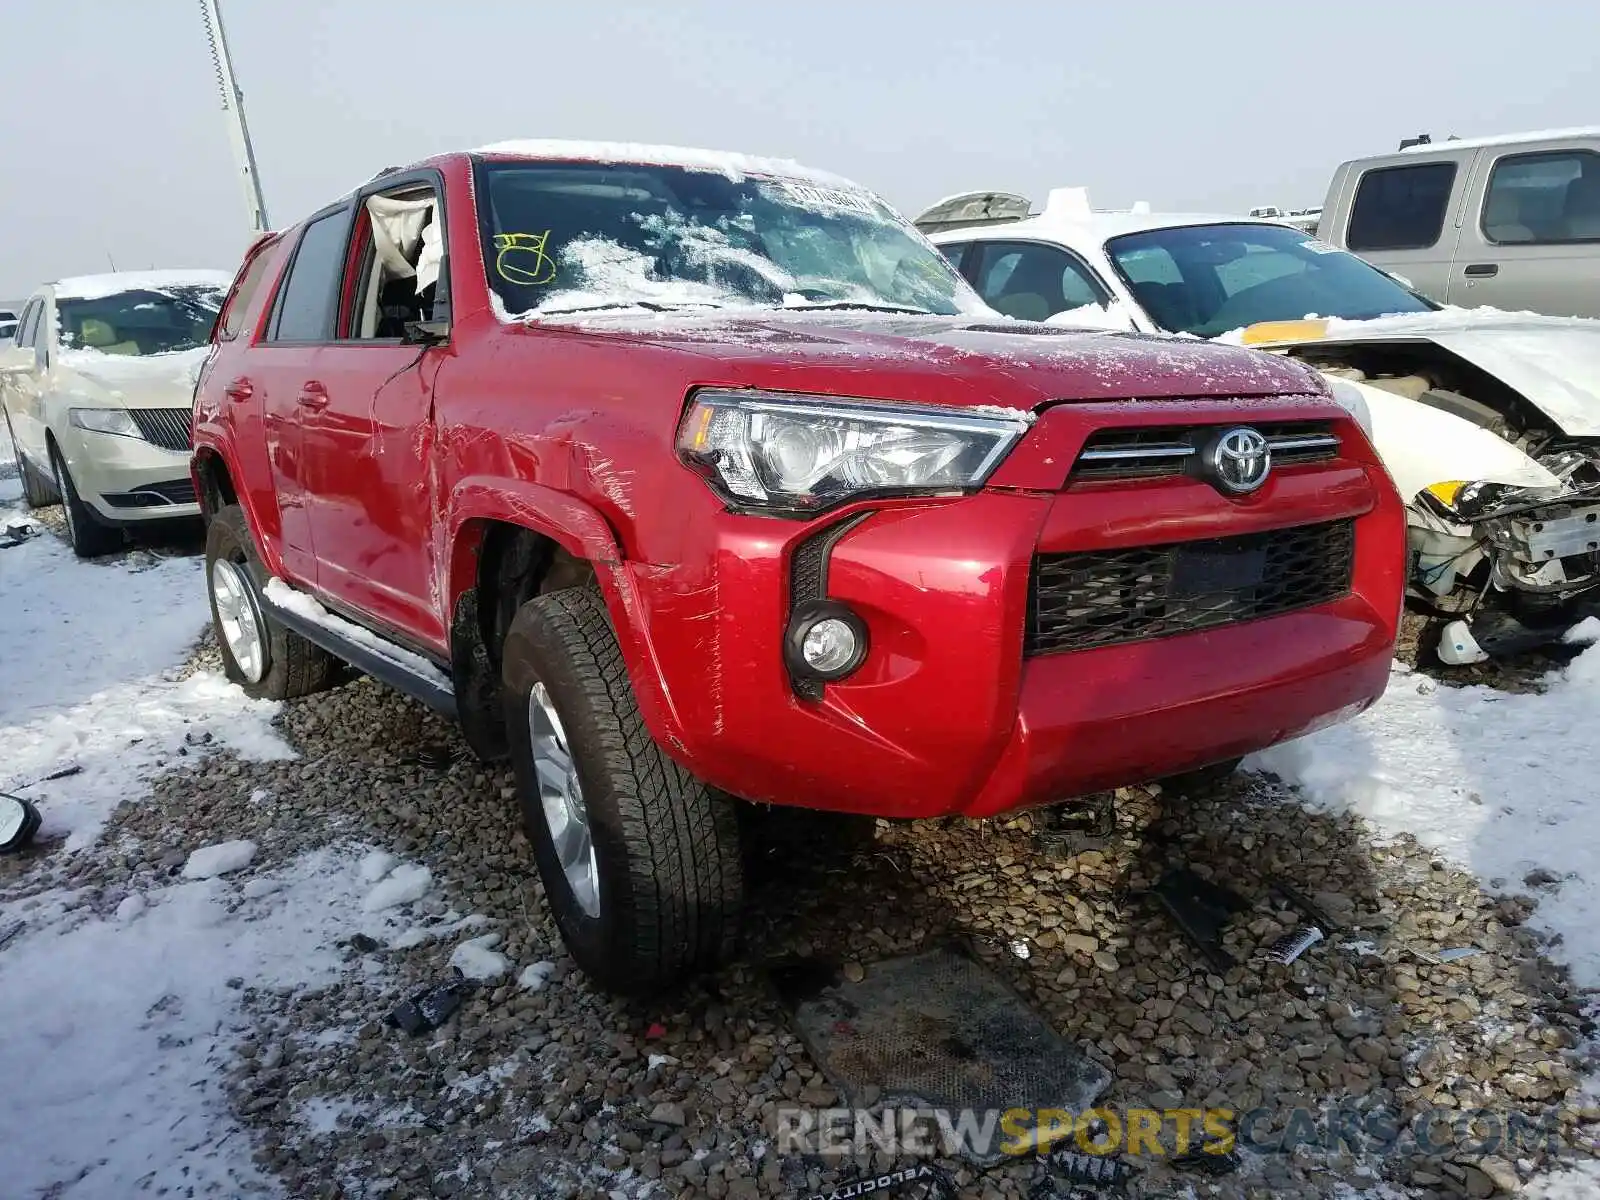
[920,189,1600,663]
[0,270,230,557]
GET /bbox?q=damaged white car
[919,189,1600,663]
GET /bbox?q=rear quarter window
[217,237,284,342]
[1346,161,1458,251]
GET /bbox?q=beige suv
[1318,127,1600,319]
[0,271,229,556]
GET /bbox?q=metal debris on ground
[409,744,457,770]
[801,1163,956,1200]
[384,968,475,1036]
[1265,925,1325,965]
[1171,1144,1242,1176]
[1041,1146,1137,1190]
[0,520,39,550]
[1034,793,1116,857]
[1146,868,1249,971]
[772,946,1111,1165]
[1268,877,1342,931]
[1435,946,1485,962]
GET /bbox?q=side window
[218,238,283,342]
[343,187,445,340]
[1346,162,1457,251]
[1482,150,1600,245]
[938,242,968,271]
[14,301,38,348]
[265,209,350,342]
[972,242,1108,321]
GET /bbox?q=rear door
[252,203,353,583]
[1334,151,1474,301]
[296,173,450,646]
[1447,139,1600,318]
[2,298,47,463]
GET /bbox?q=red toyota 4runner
[191,142,1404,992]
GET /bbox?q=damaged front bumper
[1409,485,1600,662]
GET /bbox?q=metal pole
[199,0,270,233]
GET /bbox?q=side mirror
[0,794,41,854]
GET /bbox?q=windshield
[1105,222,1434,338]
[56,285,225,356]
[476,160,982,318]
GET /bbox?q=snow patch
[450,932,510,981]
[52,268,233,302]
[1249,649,1600,985]
[361,863,433,912]
[518,960,557,992]
[359,849,399,884]
[181,839,258,879]
[472,138,857,187]
[0,845,411,1198]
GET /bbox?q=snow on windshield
[480,161,983,321]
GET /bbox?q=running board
[259,580,458,718]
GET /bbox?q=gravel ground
[7,642,1595,1199]
[4,511,1598,1198]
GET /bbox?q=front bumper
[56,426,199,524]
[618,419,1405,821]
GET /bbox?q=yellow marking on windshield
[494,232,557,286]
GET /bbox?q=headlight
[68,408,143,439]
[676,389,1031,514]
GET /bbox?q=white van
[1318,128,1600,319]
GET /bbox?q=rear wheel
[2,407,58,508]
[205,504,339,700]
[502,586,744,993]
[49,445,122,558]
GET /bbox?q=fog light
[785,601,869,686]
[802,618,857,673]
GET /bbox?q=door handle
[296,381,329,411]
[224,379,253,402]
[1463,263,1499,278]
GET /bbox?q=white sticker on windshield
[779,181,877,216]
[1304,240,1342,254]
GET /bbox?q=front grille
[101,478,198,508]
[1027,520,1354,655]
[1072,421,1338,481]
[128,408,193,452]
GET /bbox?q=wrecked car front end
[1244,317,1600,662]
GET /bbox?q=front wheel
[50,445,121,558]
[502,586,744,993]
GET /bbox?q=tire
[502,586,744,993]
[205,504,339,701]
[49,444,122,558]
[2,407,58,508]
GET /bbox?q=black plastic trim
[785,510,874,699]
[260,594,458,717]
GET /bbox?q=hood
[56,347,208,407]
[523,310,1318,408]
[1245,309,1600,436]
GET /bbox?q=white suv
[0,271,230,556]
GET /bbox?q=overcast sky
[2,0,1595,301]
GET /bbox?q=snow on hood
[53,270,233,302]
[1229,305,1600,437]
[520,309,1320,407]
[57,346,209,403]
[472,139,858,188]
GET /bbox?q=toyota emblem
[1204,426,1272,495]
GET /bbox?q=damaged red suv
[191,141,1404,991]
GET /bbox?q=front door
[297,178,449,647]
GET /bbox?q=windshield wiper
[782,301,936,315]
[533,300,725,317]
